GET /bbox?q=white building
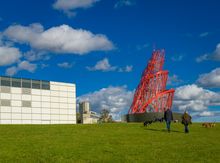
[0,76,76,124]
[79,101,100,124]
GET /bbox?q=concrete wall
[0,81,76,124]
[123,112,182,122]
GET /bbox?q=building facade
[0,76,76,124]
[79,101,100,124]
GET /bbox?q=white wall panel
[32,114,41,120]
[12,120,22,124]
[42,114,50,120]
[11,100,22,107]
[31,120,41,124]
[22,120,32,124]
[1,113,11,119]
[11,88,22,94]
[22,95,31,101]
[42,108,50,114]
[60,115,68,120]
[41,90,50,96]
[51,109,59,114]
[32,95,41,101]
[22,114,31,119]
[60,103,68,109]
[32,89,41,95]
[59,91,68,97]
[50,85,60,91]
[12,113,22,119]
[32,108,41,114]
[1,93,11,99]
[51,102,59,109]
[60,109,68,115]
[51,114,59,120]
[1,120,11,124]
[42,96,50,102]
[32,102,41,107]
[22,108,31,114]
[42,102,50,108]
[1,106,11,113]
[51,96,59,102]
[12,107,22,113]
[11,94,21,100]
[59,97,67,103]
[51,91,59,96]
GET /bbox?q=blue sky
[0,0,220,121]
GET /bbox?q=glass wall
[0,76,50,90]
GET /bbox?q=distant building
[79,101,100,124]
[0,76,76,124]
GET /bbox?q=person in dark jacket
[164,108,173,132]
[181,111,192,133]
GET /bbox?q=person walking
[164,108,173,132]
[181,111,192,133]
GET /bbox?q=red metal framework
[129,49,175,114]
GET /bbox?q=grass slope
[0,123,219,162]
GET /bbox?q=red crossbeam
[129,49,175,114]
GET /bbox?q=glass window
[1,77,11,87]
[12,78,21,87]
[1,99,11,106]
[32,80,41,89]
[22,79,31,88]
[41,81,50,90]
[22,101,31,107]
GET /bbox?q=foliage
[98,109,113,123]
[0,123,219,162]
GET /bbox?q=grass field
[0,123,219,163]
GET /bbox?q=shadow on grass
[144,128,183,133]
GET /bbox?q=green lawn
[0,123,219,163]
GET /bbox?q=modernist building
[79,101,100,124]
[0,76,76,124]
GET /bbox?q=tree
[99,109,113,123]
[76,112,81,124]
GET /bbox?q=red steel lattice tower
[129,49,175,114]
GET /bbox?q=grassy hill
[0,123,219,162]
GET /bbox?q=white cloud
[136,43,149,51]
[196,43,220,62]
[167,74,183,86]
[199,111,214,117]
[53,0,100,17]
[4,23,114,55]
[114,0,135,9]
[77,86,133,120]
[171,55,183,61]
[173,84,220,112]
[24,50,50,61]
[196,68,220,88]
[199,32,210,38]
[57,62,73,68]
[87,58,133,72]
[0,46,21,66]
[87,58,117,72]
[118,65,133,72]
[6,61,37,76]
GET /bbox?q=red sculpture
[129,49,175,114]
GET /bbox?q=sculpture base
[122,112,182,122]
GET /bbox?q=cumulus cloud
[171,55,183,62]
[173,84,220,112]
[57,62,73,68]
[0,46,21,66]
[24,50,50,61]
[6,61,37,76]
[4,23,114,55]
[53,0,100,17]
[114,0,136,9]
[196,43,220,62]
[199,111,214,117]
[77,86,134,120]
[86,58,117,72]
[196,68,220,88]
[87,58,133,72]
[167,74,183,86]
[199,32,210,38]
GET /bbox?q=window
[1,77,11,87]
[41,81,50,90]
[12,78,21,87]
[22,79,31,88]
[22,101,31,107]
[32,80,41,89]
[0,100,11,106]
[22,88,31,94]
[1,86,11,93]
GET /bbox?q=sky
[0,0,220,121]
